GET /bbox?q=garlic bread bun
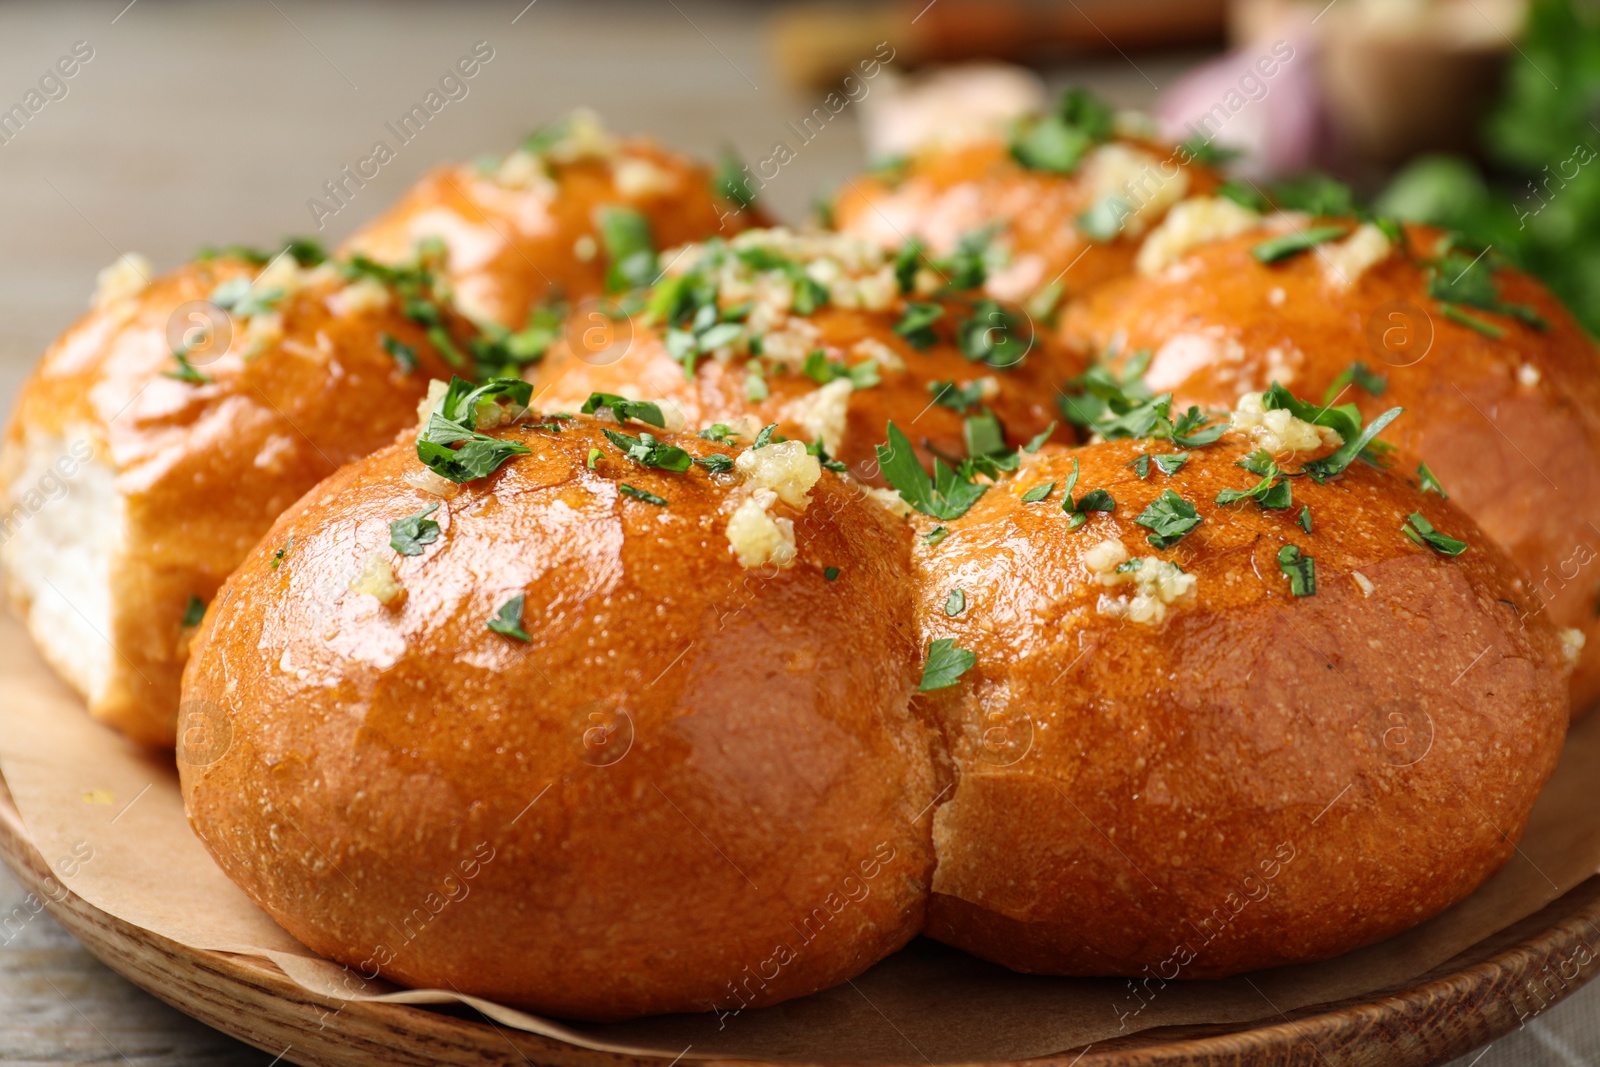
[908,409,1569,978]
[833,89,1219,312]
[1061,219,1600,711]
[343,110,766,333]
[178,394,939,1020]
[0,248,469,746]
[533,228,1083,484]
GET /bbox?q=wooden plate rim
[2,773,1596,1067]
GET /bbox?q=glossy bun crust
[834,138,1218,305]
[344,135,764,331]
[535,301,1082,485]
[179,420,941,1019]
[1062,223,1600,712]
[913,435,1569,977]
[0,257,459,746]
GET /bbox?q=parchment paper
[3,610,1599,1064]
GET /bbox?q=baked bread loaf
[534,228,1083,483]
[908,403,1570,976]
[833,87,1219,314]
[343,110,766,334]
[1061,217,1600,711]
[0,246,473,746]
[179,387,941,1019]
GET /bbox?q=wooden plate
[2,773,1597,1066]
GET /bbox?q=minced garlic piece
[238,312,285,360]
[350,554,406,606]
[726,489,798,569]
[1086,539,1197,625]
[1231,392,1343,454]
[330,277,391,315]
[612,157,677,198]
[491,150,557,193]
[1560,627,1587,667]
[781,379,853,459]
[852,336,905,373]
[91,253,153,309]
[1321,222,1393,290]
[402,468,461,499]
[574,234,598,262]
[416,379,449,428]
[1136,196,1262,275]
[865,486,914,518]
[1352,571,1375,597]
[1084,538,1131,585]
[1081,143,1191,236]
[733,439,821,508]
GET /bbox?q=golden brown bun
[912,434,1570,978]
[532,230,1086,484]
[833,137,1218,306]
[1061,222,1600,712]
[0,256,462,746]
[343,133,766,331]
[179,419,941,1020]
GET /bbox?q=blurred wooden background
[0,2,1593,1065]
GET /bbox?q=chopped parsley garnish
[1403,512,1468,556]
[389,503,441,556]
[876,422,987,520]
[1060,360,1226,448]
[663,298,745,378]
[1425,248,1548,332]
[1439,302,1506,339]
[1128,455,1151,479]
[1277,544,1316,596]
[1155,453,1189,475]
[1270,172,1357,216]
[1059,458,1113,529]
[269,535,294,570]
[713,147,759,210]
[487,594,531,641]
[944,588,967,616]
[1007,86,1115,174]
[580,392,667,428]
[380,333,418,374]
[415,376,534,484]
[1298,505,1313,533]
[1023,422,1057,453]
[1258,383,1404,481]
[695,453,735,473]
[586,447,601,470]
[1418,461,1447,498]
[1251,225,1350,264]
[165,350,212,384]
[1215,455,1292,510]
[958,300,1031,367]
[1323,361,1386,402]
[1077,197,1128,243]
[1217,179,1270,212]
[602,428,693,472]
[619,483,668,506]
[894,302,944,349]
[1021,481,1055,504]
[597,206,657,293]
[929,380,986,413]
[824,566,841,582]
[208,276,285,318]
[698,423,741,443]
[753,423,777,450]
[919,638,976,691]
[923,526,949,547]
[745,365,768,401]
[181,595,207,628]
[1135,490,1202,549]
[803,349,880,388]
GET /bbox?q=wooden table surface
[0,2,1595,1065]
